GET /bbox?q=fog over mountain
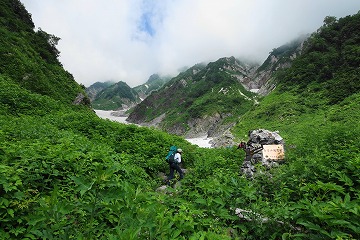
[21,0,360,87]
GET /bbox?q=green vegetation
[89,75,171,111]
[0,1,87,105]
[86,81,115,101]
[230,13,360,239]
[91,81,140,110]
[128,58,257,133]
[1,2,359,239]
[133,74,171,97]
[0,104,197,239]
[279,12,360,104]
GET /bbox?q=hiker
[166,148,184,184]
[237,142,263,162]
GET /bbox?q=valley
[95,109,213,148]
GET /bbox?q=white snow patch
[185,136,213,148]
[238,90,252,101]
[94,110,128,123]
[218,87,229,94]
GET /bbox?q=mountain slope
[127,57,260,137]
[228,14,360,238]
[232,13,360,141]
[0,0,88,105]
[91,81,140,110]
[279,14,360,104]
[254,35,307,95]
[127,39,305,139]
[133,73,171,99]
[86,81,115,101]
[88,74,171,111]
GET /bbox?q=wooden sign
[262,144,285,160]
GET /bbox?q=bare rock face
[72,93,90,106]
[239,129,285,178]
[166,113,235,139]
[140,113,167,128]
[185,113,222,138]
[209,129,236,148]
[248,129,284,145]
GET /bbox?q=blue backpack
[165,146,177,164]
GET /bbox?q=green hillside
[256,35,307,73]
[128,58,258,135]
[231,13,360,239]
[86,81,115,101]
[88,74,170,111]
[133,73,172,98]
[0,0,88,105]
[91,81,140,110]
[1,1,359,239]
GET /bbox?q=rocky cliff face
[254,36,307,95]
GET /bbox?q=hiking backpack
[165,146,177,163]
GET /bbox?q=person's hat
[177,148,183,153]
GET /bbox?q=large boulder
[240,129,285,178]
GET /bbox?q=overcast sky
[21,0,360,87]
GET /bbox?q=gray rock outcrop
[239,129,285,178]
[72,93,90,106]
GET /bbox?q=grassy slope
[0,0,86,104]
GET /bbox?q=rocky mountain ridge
[90,81,140,110]
[127,38,306,142]
[133,74,171,100]
[87,74,171,110]
[86,81,115,101]
[86,36,306,144]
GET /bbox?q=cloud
[21,0,360,87]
